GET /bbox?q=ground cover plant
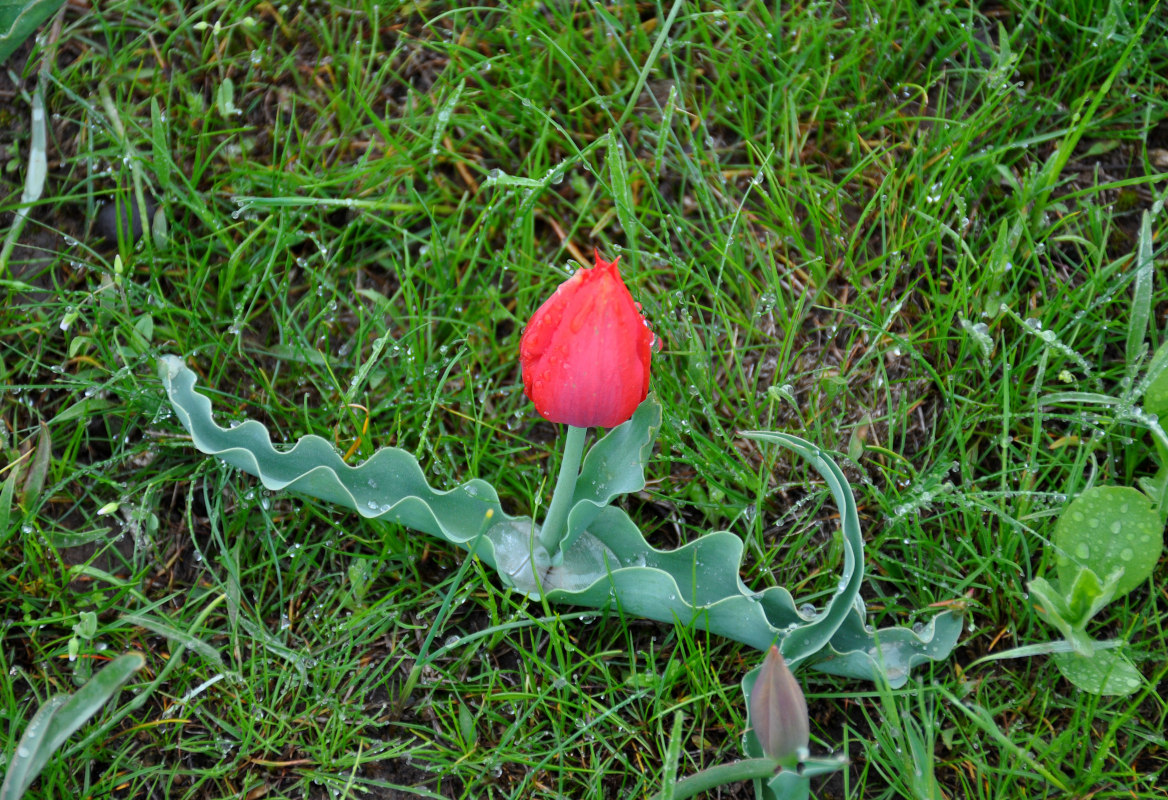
[2,0,1167,798]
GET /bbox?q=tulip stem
[537,424,588,556]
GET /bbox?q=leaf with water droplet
[1053,649,1143,697]
[1053,486,1160,598]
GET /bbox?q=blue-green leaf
[159,358,960,686]
[566,395,662,541]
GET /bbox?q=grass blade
[1030,5,1158,222]
[659,711,685,800]
[0,463,18,548]
[608,133,637,245]
[1126,211,1153,362]
[0,81,46,277]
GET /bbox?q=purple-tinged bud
[750,645,809,767]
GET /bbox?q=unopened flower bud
[749,645,809,767]
[519,250,653,428]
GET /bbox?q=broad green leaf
[159,355,520,573]
[1053,649,1143,697]
[761,771,810,800]
[0,0,65,66]
[1054,486,1161,598]
[0,652,145,800]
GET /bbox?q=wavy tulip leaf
[159,356,523,575]
[159,357,959,685]
[566,395,662,541]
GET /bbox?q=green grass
[2,0,1167,797]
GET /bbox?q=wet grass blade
[1127,211,1153,363]
[0,81,46,277]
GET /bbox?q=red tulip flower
[520,250,652,428]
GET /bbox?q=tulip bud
[750,645,809,767]
[520,250,652,428]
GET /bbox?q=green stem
[650,759,783,800]
[537,425,588,555]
